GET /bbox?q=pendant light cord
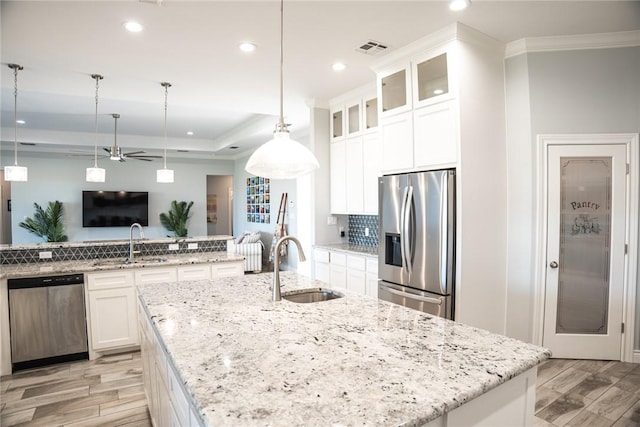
[278,0,285,131]
[161,82,171,169]
[91,74,103,168]
[9,64,23,166]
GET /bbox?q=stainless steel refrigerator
[378,169,456,319]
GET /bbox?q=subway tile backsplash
[348,215,378,247]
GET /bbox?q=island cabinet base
[138,299,203,427]
[423,367,537,427]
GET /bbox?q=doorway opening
[206,175,233,236]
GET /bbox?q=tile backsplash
[0,239,227,265]
[348,215,378,247]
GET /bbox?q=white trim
[634,350,640,364]
[506,30,640,58]
[534,133,639,362]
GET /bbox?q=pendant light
[86,74,106,182]
[5,64,28,182]
[156,82,174,183]
[245,0,319,179]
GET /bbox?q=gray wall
[3,151,234,243]
[505,46,640,349]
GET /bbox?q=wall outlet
[365,227,370,237]
[187,243,198,250]
[327,216,337,225]
[38,251,53,259]
[168,243,179,251]
[339,226,345,238]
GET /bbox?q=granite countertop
[0,252,244,279]
[314,243,378,257]
[138,272,550,427]
[0,235,233,251]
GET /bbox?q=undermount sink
[281,288,343,303]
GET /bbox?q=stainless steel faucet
[128,223,145,263]
[272,235,306,301]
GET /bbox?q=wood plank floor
[1,352,639,426]
[0,352,150,427]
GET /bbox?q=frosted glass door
[557,158,610,334]
[543,144,626,360]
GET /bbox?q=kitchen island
[137,272,550,426]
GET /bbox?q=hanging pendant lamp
[245,0,319,179]
[157,82,174,183]
[5,64,28,182]
[86,74,106,182]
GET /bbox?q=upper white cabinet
[380,68,411,117]
[331,108,345,141]
[330,83,380,215]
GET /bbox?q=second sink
[282,288,343,303]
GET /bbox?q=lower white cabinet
[139,299,204,427]
[313,249,378,297]
[87,271,139,351]
[211,261,244,279]
[177,265,211,281]
[135,267,177,285]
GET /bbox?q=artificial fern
[159,200,194,237]
[19,201,68,242]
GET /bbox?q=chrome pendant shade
[5,64,28,182]
[86,73,106,183]
[245,0,319,179]
[157,82,174,183]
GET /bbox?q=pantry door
[543,144,627,360]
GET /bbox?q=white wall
[504,46,640,349]
[3,151,234,243]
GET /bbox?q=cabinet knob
[549,261,558,269]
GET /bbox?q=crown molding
[505,30,640,58]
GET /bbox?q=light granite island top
[137,272,550,427]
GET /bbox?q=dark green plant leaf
[159,200,193,237]
[18,201,68,242]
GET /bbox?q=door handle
[549,261,559,268]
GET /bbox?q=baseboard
[634,350,640,364]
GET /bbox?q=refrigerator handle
[439,173,449,294]
[400,185,409,274]
[385,288,443,317]
[403,185,414,275]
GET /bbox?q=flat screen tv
[82,191,149,227]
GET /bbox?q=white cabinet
[413,100,457,169]
[135,267,177,285]
[380,111,414,172]
[313,249,331,284]
[330,139,347,214]
[177,265,211,281]
[211,261,244,279]
[330,84,380,214]
[314,248,378,297]
[330,108,344,141]
[139,299,204,427]
[86,271,138,351]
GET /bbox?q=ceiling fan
[105,113,162,162]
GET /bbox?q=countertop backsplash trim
[0,238,227,265]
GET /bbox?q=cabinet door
[347,269,366,295]
[379,66,411,117]
[362,132,381,214]
[366,273,379,298]
[413,52,450,108]
[413,100,457,169]
[330,108,344,141]
[315,262,330,284]
[330,265,347,289]
[380,111,413,173]
[87,270,135,291]
[330,140,347,214]
[88,287,138,350]
[346,137,364,214]
[211,261,243,279]
[346,102,362,137]
[135,268,177,285]
[364,97,379,132]
[177,264,211,281]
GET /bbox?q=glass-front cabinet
[364,97,378,131]
[331,108,344,141]
[347,103,361,136]
[416,53,449,102]
[379,66,411,117]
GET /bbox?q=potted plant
[19,201,68,242]
[160,200,194,237]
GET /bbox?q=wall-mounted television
[82,191,149,227]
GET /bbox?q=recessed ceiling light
[433,89,444,95]
[449,0,470,11]
[123,21,144,33]
[332,62,346,72]
[239,42,256,53]
[187,131,194,136]
[16,119,25,124]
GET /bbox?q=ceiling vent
[356,40,389,55]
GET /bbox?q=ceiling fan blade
[124,151,146,156]
[132,157,152,161]
[103,147,111,154]
[128,155,163,159]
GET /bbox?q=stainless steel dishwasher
[8,273,89,371]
